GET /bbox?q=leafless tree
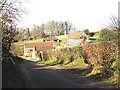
[0,0,27,51]
[105,15,120,29]
[0,0,27,26]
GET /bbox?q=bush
[13,40,19,42]
[29,38,33,40]
[90,32,95,37]
[83,40,119,85]
[97,29,118,42]
[42,51,48,61]
[10,45,24,56]
[83,29,90,35]
[40,46,84,65]
[56,42,60,45]
[83,40,118,66]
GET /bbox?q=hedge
[40,46,84,65]
[10,44,24,56]
[83,40,118,66]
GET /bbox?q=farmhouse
[64,39,85,47]
[60,32,94,47]
[67,32,82,39]
[24,41,56,58]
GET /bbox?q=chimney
[83,35,85,41]
[87,35,89,40]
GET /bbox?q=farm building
[24,41,56,59]
[67,32,82,39]
[64,39,85,47]
[44,36,59,42]
[60,32,94,47]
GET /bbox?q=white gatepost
[24,44,26,56]
[32,46,36,59]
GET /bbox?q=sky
[17,0,119,31]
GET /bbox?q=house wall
[24,47,33,57]
[45,40,58,42]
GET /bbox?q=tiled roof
[60,38,68,46]
[36,46,54,51]
[68,32,82,38]
[85,40,94,43]
[64,39,83,47]
[25,41,56,48]
[45,36,58,41]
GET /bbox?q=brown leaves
[82,40,118,66]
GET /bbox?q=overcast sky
[18,0,119,31]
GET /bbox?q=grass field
[56,35,67,40]
[90,29,101,33]
[14,35,67,45]
[14,39,43,44]
[89,33,100,40]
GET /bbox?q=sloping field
[56,35,67,40]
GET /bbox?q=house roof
[68,32,82,39]
[64,39,83,47]
[25,41,56,48]
[45,36,58,41]
[85,40,94,43]
[60,38,68,46]
[36,46,54,51]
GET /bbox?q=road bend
[18,58,115,88]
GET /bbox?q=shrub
[56,42,60,45]
[29,38,33,40]
[96,29,118,42]
[83,40,118,66]
[13,40,19,42]
[42,46,84,65]
[10,44,24,56]
[83,40,119,85]
[83,29,90,35]
[43,51,48,61]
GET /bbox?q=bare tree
[0,0,26,51]
[104,16,120,29]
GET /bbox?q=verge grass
[37,58,86,66]
[66,59,85,66]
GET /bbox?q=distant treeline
[14,21,77,41]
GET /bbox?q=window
[30,49,33,51]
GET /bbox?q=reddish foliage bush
[83,40,118,66]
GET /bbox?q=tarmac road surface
[18,58,115,88]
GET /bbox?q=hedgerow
[10,44,24,56]
[83,40,119,85]
[39,46,84,65]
